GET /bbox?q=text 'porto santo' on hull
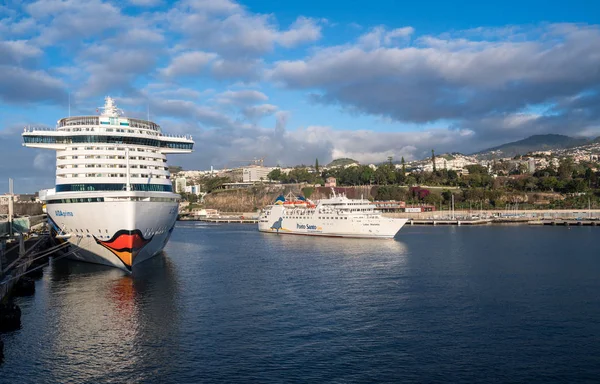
[23,96,194,272]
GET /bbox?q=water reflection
[43,255,180,383]
[259,232,409,265]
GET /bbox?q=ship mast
[99,96,123,117]
[125,147,131,192]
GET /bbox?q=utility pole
[451,194,455,220]
[8,178,14,237]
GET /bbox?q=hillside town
[169,138,600,215]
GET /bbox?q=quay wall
[384,209,600,219]
[0,203,43,216]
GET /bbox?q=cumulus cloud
[211,58,262,80]
[78,47,160,98]
[216,90,268,105]
[160,51,217,77]
[0,66,66,104]
[357,26,413,49]
[277,17,322,48]
[242,103,278,121]
[270,23,600,147]
[27,0,125,46]
[0,40,43,65]
[128,0,163,6]
[167,1,322,59]
[0,125,55,193]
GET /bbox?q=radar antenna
[98,96,123,117]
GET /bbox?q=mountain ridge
[475,134,593,158]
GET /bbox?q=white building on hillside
[243,166,272,182]
[175,177,187,193]
[185,185,202,195]
[422,156,478,172]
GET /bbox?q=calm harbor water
[2,223,600,383]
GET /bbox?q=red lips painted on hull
[94,230,153,270]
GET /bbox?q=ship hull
[47,199,178,272]
[258,229,403,239]
[258,210,407,239]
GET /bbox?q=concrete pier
[409,219,492,226]
[184,217,258,224]
[1,235,49,303]
[528,220,599,226]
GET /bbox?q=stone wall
[0,203,43,216]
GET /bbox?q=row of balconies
[57,164,168,170]
[56,159,167,169]
[56,173,171,179]
[56,167,169,175]
[57,125,160,137]
[65,146,161,154]
[56,154,166,162]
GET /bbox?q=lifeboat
[283,201,296,208]
[295,200,308,208]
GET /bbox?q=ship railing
[23,126,56,132]
[159,133,194,140]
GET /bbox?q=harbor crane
[229,157,266,167]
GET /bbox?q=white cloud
[384,26,414,44]
[128,0,163,6]
[357,26,414,49]
[0,40,43,64]
[278,16,322,48]
[0,66,66,104]
[160,51,217,77]
[211,58,262,80]
[216,90,268,105]
[270,24,600,125]
[242,103,278,120]
[27,0,125,46]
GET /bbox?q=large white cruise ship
[22,97,194,272]
[258,191,408,238]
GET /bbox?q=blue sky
[1,0,600,192]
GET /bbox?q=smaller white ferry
[258,190,408,239]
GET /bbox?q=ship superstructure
[258,191,408,238]
[22,97,194,271]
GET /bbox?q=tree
[267,168,282,181]
[401,157,406,175]
[431,149,436,173]
[315,158,320,173]
[558,158,574,180]
[201,176,230,193]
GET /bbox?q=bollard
[18,234,25,258]
[26,266,44,280]
[0,301,21,332]
[13,277,35,297]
